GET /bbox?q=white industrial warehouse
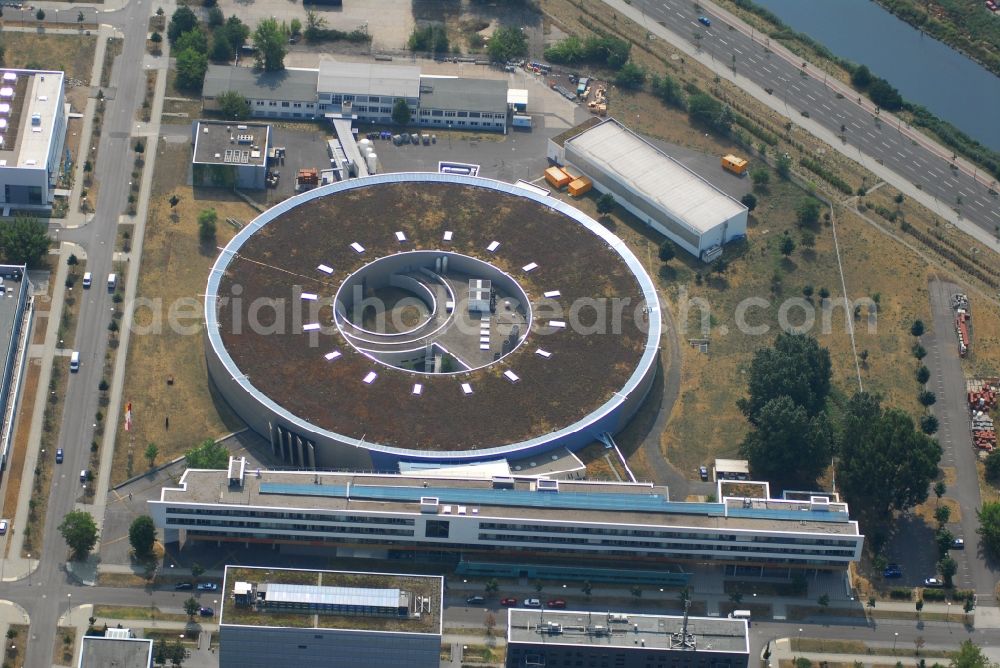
[548,118,748,262]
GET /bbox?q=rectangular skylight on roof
[303,323,320,331]
[395,231,406,242]
[480,343,490,350]
[536,349,552,358]
[443,231,453,241]
[522,262,538,272]
[325,351,341,361]
[351,242,365,253]
[301,293,318,301]
[504,370,520,383]
[412,383,423,395]
[363,372,377,384]
[317,264,334,274]
[461,383,473,395]
[549,320,566,328]
[486,241,500,252]
[543,290,561,298]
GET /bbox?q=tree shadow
[780,257,798,272]
[658,264,677,282]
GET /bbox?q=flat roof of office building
[318,60,420,99]
[507,610,749,653]
[563,118,746,234]
[0,265,26,376]
[0,69,64,170]
[193,120,270,167]
[419,76,508,113]
[220,565,442,634]
[160,470,860,536]
[78,636,153,668]
[204,65,318,103]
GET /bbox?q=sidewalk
[768,637,959,668]
[603,0,1000,252]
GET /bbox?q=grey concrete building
[317,60,420,124]
[417,77,508,133]
[0,264,30,470]
[218,566,442,668]
[506,610,749,668]
[191,120,270,190]
[202,66,319,119]
[77,633,153,668]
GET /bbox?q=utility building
[417,77,508,134]
[191,120,270,190]
[0,69,68,208]
[548,118,747,262]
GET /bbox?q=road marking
[866,131,876,139]
[676,11,684,18]
[975,200,985,208]
[820,103,832,111]
[852,122,862,129]
[897,152,906,159]
[719,38,728,45]
[734,47,743,55]
[805,93,816,101]
[762,65,774,73]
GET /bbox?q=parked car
[883,564,902,578]
[56,448,63,464]
[174,582,193,590]
[523,598,542,608]
[465,596,485,605]
[923,577,944,588]
[500,597,518,606]
[0,519,8,535]
[82,272,92,289]
[951,538,965,549]
[546,599,567,609]
[198,607,214,617]
[197,583,219,591]
[698,15,712,26]
[699,466,710,481]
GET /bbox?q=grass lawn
[53,627,76,666]
[93,605,190,624]
[2,624,28,667]
[111,140,251,484]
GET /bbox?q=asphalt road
[628,0,1000,240]
[925,280,999,598]
[23,0,153,665]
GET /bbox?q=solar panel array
[224,149,251,164]
[264,583,400,608]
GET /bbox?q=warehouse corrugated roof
[318,60,420,99]
[419,76,508,114]
[203,65,318,103]
[565,119,746,234]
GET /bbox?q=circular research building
[205,174,660,470]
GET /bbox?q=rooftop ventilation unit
[237,134,254,144]
[492,476,515,490]
[419,496,439,513]
[536,479,559,493]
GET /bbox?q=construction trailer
[721,154,748,175]
[568,176,592,197]
[544,166,572,189]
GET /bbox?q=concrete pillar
[306,441,316,470]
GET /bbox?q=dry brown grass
[0,32,96,82]
[54,627,76,665]
[2,624,28,667]
[111,141,251,484]
[912,496,962,525]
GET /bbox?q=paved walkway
[768,637,959,667]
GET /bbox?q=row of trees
[738,334,942,532]
[407,23,528,64]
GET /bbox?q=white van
[70,351,80,372]
[729,610,751,626]
[107,273,117,291]
[82,272,92,288]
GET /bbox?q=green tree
[818,593,830,610]
[485,578,499,596]
[185,438,230,469]
[919,390,937,407]
[741,193,757,211]
[687,93,731,135]
[911,319,925,336]
[145,443,159,468]
[289,18,302,37]
[986,451,1000,482]
[650,72,685,108]
[211,30,235,62]
[198,208,217,244]
[851,64,873,88]
[0,215,50,267]
[207,6,224,28]
[35,7,44,20]
[915,598,924,615]
[408,24,449,54]
[776,153,792,179]
[739,395,833,491]
[596,192,616,215]
[252,18,287,72]
[58,510,99,560]
[913,343,927,359]
[614,61,646,89]
[779,234,796,257]
[155,639,169,665]
[938,556,957,587]
[168,6,199,44]
[917,365,931,384]
[128,515,157,558]
[392,98,411,126]
[737,333,832,425]
[175,48,208,91]
[979,502,1000,558]
[836,392,942,527]
[921,414,939,435]
[796,198,821,226]
[216,90,250,119]
[582,581,593,597]
[952,640,998,668]
[487,26,528,63]
[935,481,947,500]
[150,32,163,45]
[935,505,952,527]
[191,563,205,580]
[183,597,199,618]
[750,167,770,189]
[658,240,675,263]
[936,528,955,558]
[223,16,250,52]
[177,29,208,56]
[868,78,903,111]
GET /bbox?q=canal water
[751,0,1000,151]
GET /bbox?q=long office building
[149,462,862,571]
[506,609,749,668]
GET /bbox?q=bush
[985,450,1000,482]
[916,366,930,384]
[921,588,946,601]
[889,588,913,600]
[911,319,925,336]
[920,414,939,435]
[918,390,937,406]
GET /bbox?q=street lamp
[893,632,898,652]
[26,553,31,586]
[67,594,72,619]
